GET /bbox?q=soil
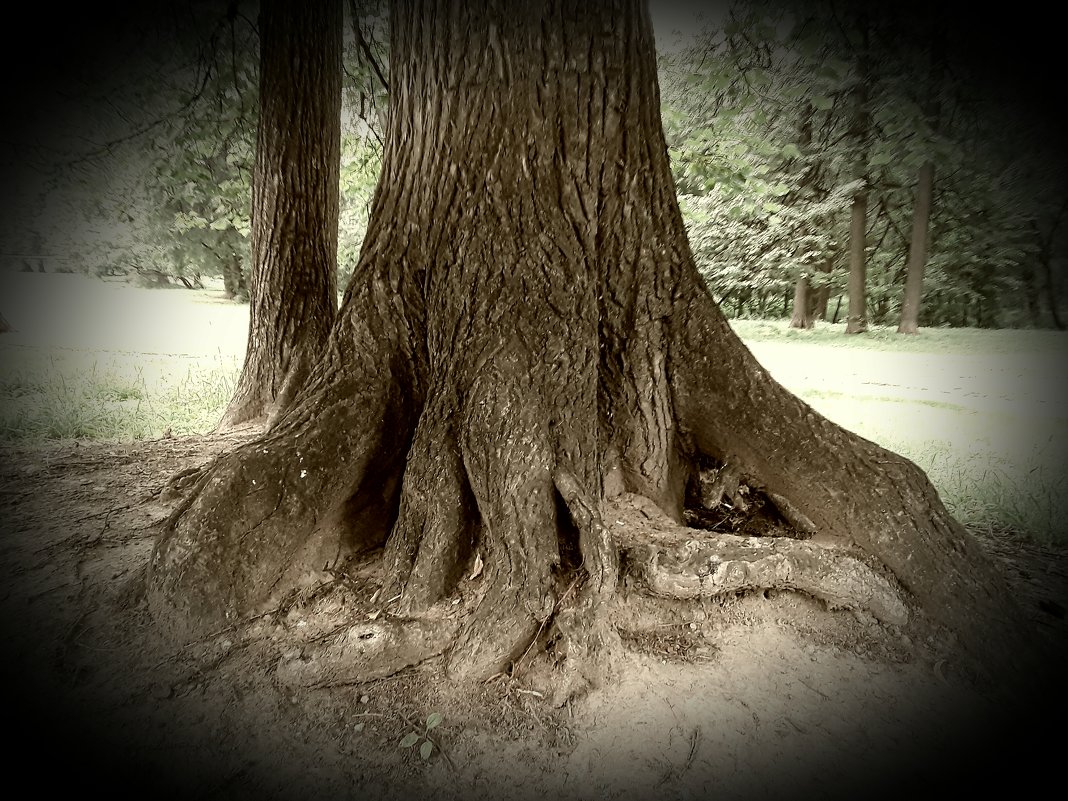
[2,431,1066,801]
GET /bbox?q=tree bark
[1037,198,1068,330]
[222,252,248,301]
[845,15,870,335]
[897,23,944,334]
[220,0,343,428]
[787,102,817,331]
[788,276,813,329]
[146,0,1036,696]
[812,258,832,320]
[1041,252,1065,330]
[897,161,935,333]
[845,191,868,333]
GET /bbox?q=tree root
[159,466,208,503]
[277,613,459,688]
[276,489,910,697]
[611,493,908,625]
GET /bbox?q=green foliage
[0,350,239,442]
[398,712,444,761]
[660,0,1065,329]
[338,135,384,286]
[62,1,391,297]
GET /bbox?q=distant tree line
[22,0,1066,331]
[661,0,1066,330]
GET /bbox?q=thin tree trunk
[897,22,944,334]
[845,14,870,335]
[812,258,831,320]
[1036,198,1068,330]
[845,191,868,333]
[897,161,935,333]
[222,252,248,301]
[220,0,343,428]
[788,102,816,330]
[788,276,813,329]
[1041,254,1065,329]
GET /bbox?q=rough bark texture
[146,0,1035,694]
[897,161,934,333]
[221,0,343,427]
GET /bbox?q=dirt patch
[2,433,1066,800]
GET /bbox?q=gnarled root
[612,493,908,625]
[277,613,459,688]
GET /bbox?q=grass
[870,433,1066,545]
[1,312,1065,544]
[0,347,240,442]
[729,318,1068,355]
[789,382,1067,544]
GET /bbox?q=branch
[347,0,389,93]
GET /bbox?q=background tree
[145,0,1035,702]
[657,0,1067,330]
[896,17,944,333]
[220,0,344,428]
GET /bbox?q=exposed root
[611,493,908,626]
[534,610,622,707]
[277,613,459,688]
[159,465,208,503]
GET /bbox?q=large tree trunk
[146,0,1035,698]
[220,0,343,428]
[897,160,935,333]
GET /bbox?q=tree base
[213,488,916,705]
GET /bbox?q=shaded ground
[2,431,1067,801]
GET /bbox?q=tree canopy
[3,1,1064,332]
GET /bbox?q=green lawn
[1,273,1066,543]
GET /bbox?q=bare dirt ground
[3,429,1067,801]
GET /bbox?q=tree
[220,0,344,428]
[1034,197,1068,330]
[144,0,1034,699]
[843,11,870,334]
[897,19,944,334]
